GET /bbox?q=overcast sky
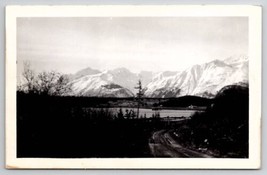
[17,17,248,74]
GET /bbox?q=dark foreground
[17,84,248,158]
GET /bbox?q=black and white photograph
[5,5,261,169]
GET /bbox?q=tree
[20,61,38,93]
[134,80,144,118]
[36,71,71,96]
[117,108,124,120]
[20,61,71,96]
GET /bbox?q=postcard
[5,5,261,169]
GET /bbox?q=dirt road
[149,130,213,158]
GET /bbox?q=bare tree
[21,61,37,93]
[36,71,71,96]
[20,61,71,96]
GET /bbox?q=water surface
[110,107,196,118]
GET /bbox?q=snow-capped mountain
[144,56,248,98]
[69,68,153,97]
[69,72,134,97]
[104,68,140,92]
[68,55,248,98]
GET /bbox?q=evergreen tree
[134,80,144,118]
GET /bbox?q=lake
[110,107,196,118]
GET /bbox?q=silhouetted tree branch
[20,61,71,96]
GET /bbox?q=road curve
[149,130,213,158]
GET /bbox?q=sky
[17,17,248,75]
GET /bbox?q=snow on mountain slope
[144,56,248,98]
[69,55,248,98]
[104,68,139,92]
[139,71,153,87]
[223,55,248,66]
[69,67,153,97]
[69,72,134,97]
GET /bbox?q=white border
[5,5,262,169]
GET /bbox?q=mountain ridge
[68,55,248,98]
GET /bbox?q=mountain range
[68,55,248,98]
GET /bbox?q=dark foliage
[16,84,249,158]
[159,95,214,107]
[172,85,249,158]
[17,92,164,158]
